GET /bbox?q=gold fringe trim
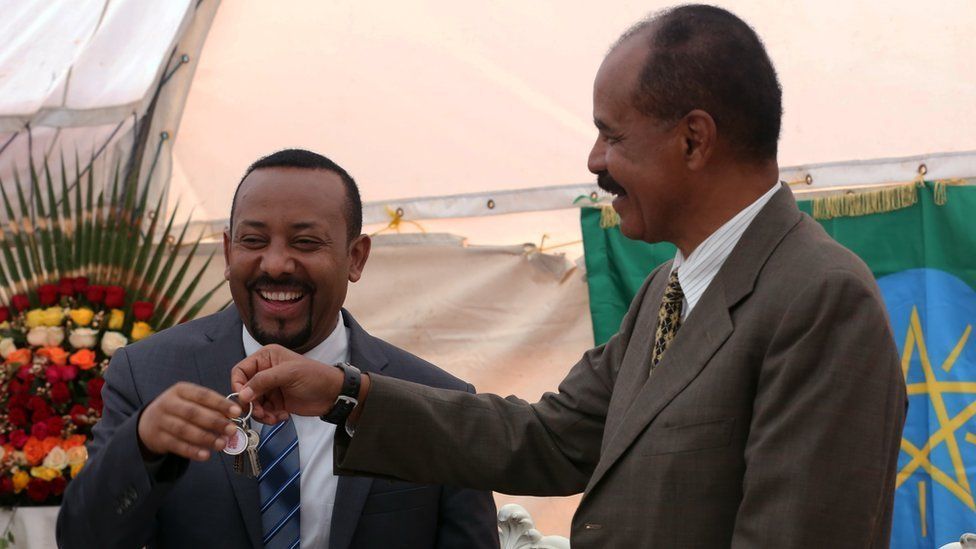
[812,183,919,220]
[599,205,620,228]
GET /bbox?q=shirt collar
[241,311,350,366]
[671,182,781,313]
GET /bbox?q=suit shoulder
[369,338,472,391]
[123,310,227,358]
[770,213,875,285]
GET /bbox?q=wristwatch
[320,361,362,426]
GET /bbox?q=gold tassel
[599,205,620,228]
[812,183,919,220]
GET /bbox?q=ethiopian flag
[580,183,976,547]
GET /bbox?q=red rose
[38,284,59,306]
[16,366,33,382]
[8,394,29,408]
[9,429,28,449]
[45,415,64,435]
[73,277,89,293]
[30,422,49,439]
[0,476,13,495]
[7,407,28,427]
[27,478,51,502]
[8,407,28,427]
[50,476,67,496]
[132,301,154,322]
[32,406,53,422]
[9,379,26,395]
[49,382,71,404]
[59,364,79,382]
[59,277,75,297]
[69,404,88,425]
[87,378,105,400]
[0,307,8,323]
[89,397,103,415]
[11,294,30,312]
[28,396,48,411]
[86,285,105,305]
[104,286,126,309]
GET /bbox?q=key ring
[225,392,253,423]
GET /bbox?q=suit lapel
[586,184,803,494]
[329,310,387,549]
[193,308,263,549]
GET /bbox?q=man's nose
[587,137,606,175]
[260,243,296,277]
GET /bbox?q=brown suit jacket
[336,185,907,548]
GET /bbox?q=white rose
[26,326,48,347]
[101,331,128,357]
[45,326,65,347]
[42,446,68,470]
[69,328,98,349]
[0,337,16,358]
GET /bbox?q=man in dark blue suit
[57,149,498,548]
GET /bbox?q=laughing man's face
[223,167,368,353]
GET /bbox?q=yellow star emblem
[895,306,976,537]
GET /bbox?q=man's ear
[347,234,372,283]
[223,229,232,281]
[680,109,717,170]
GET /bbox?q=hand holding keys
[223,393,262,478]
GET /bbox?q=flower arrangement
[0,154,221,505]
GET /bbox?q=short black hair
[229,149,363,244]
[616,4,782,161]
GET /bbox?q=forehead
[594,33,652,120]
[235,167,346,225]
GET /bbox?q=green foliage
[0,152,221,327]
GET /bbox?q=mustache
[597,171,625,194]
[246,276,314,294]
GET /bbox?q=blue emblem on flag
[878,269,976,548]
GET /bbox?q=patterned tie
[650,270,684,373]
[258,419,301,549]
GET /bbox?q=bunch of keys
[223,393,261,478]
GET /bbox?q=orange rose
[23,438,47,466]
[41,437,60,455]
[60,435,87,450]
[69,349,97,370]
[38,346,69,366]
[5,348,31,366]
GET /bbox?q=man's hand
[231,344,346,423]
[137,382,241,461]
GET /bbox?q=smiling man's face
[223,167,369,353]
[587,32,689,244]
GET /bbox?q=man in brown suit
[233,5,907,547]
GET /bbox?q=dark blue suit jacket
[56,308,498,548]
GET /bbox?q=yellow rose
[12,470,29,492]
[70,462,84,478]
[25,309,45,329]
[131,321,153,342]
[30,466,60,481]
[42,306,64,327]
[66,445,88,466]
[108,309,125,330]
[69,308,95,327]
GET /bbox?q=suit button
[584,523,603,530]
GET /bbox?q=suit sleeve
[335,269,658,496]
[56,347,188,549]
[731,268,907,547]
[432,382,500,549]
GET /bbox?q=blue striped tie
[258,419,301,549]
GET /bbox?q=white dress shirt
[671,183,781,319]
[242,313,349,549]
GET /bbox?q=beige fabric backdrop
[190,233,592,537]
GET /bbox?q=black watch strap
[320,362,361,426]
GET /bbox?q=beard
[246,276,315,350]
